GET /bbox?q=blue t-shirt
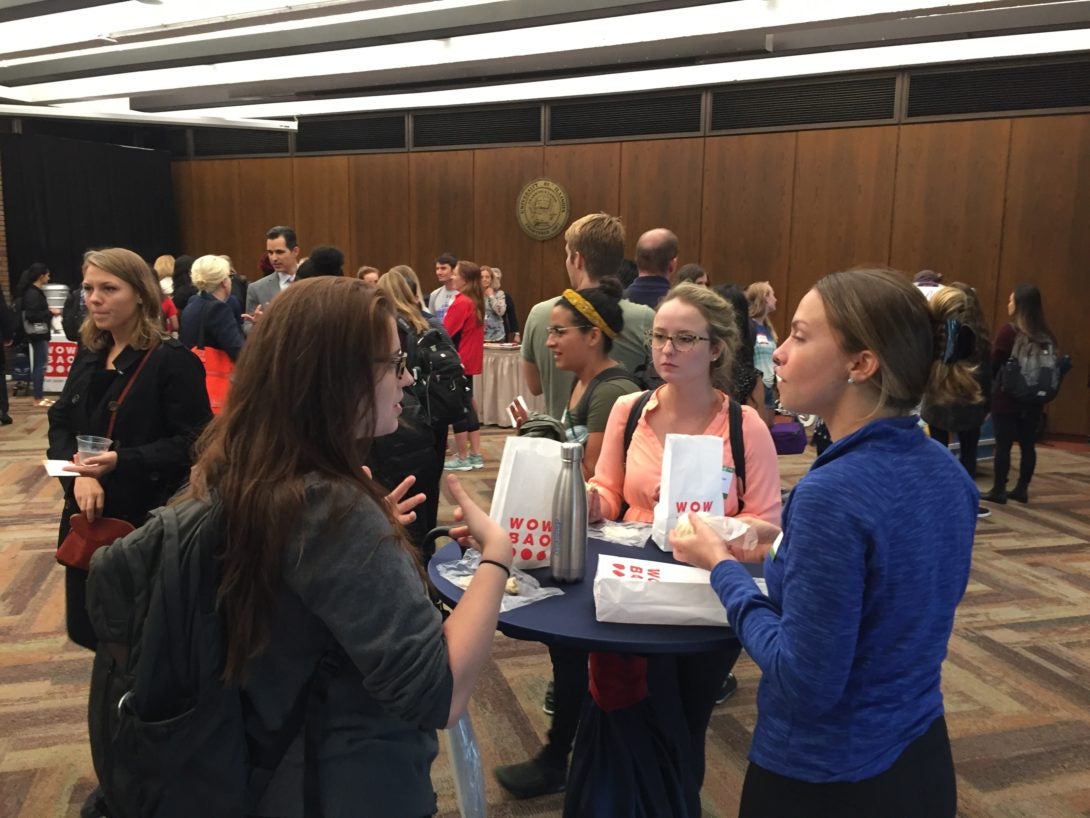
[711,415,977,782]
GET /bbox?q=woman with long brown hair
[443,260,485,470]
[983,283,1056,505]
[179,276,510,816]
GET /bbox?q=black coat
[21,284,52,340]
[47,338,213,531]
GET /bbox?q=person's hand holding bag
[73,476,105,523]
[669,511,734,571]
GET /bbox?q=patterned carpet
[2,393,1089,817]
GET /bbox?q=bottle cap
[559,441,584,463]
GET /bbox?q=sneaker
[715,672,738,705]
[468,453,484,469]
[494,753,567,799]
[542,681,555,716]
[976,506,991,519]
[443,456,473,472]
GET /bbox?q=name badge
[721,466,734,498]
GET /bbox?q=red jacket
[442,293,483,375]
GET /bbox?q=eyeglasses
[648,330,710,351]
[546,324,592,337]
[374,350,408,378]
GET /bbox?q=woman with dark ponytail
[672,267,978,818]
[983,283,1055,505]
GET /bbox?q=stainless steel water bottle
[551,442,587,583]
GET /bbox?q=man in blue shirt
[624,228,677,308]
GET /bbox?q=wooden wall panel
[997,115,1090,436]
[408,151,475,298]
[171,112,1090,435]
[472,146,544,310]
[292,156,350,262]
[236,158,293,280]
[348,153,409,273]
[700,132,796,294]
[542,142,622,304]
[171,162,196,257]
[618,138,704,267]
[889,119,1010,316]
[787,126,899,321]
[178,159,240,264]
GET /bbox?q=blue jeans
[30,337,49,400]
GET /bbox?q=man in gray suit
[244,225,300,334]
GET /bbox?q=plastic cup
[76,435,112,455]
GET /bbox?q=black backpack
[86,499,338,817]
[400,318,471,425]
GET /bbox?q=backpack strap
[571,366,635,424]
[727,397,746,513]
[617,390,653,519]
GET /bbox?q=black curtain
[1,133,177,295]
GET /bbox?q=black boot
[494,751,567,799]
[982,487,1007,504]
[1008,483,1029,503]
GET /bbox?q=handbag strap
[192,296,211,350]
[106,346,156,440]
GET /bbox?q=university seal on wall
[516,178,570,241]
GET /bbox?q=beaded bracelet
[478,558,511,578]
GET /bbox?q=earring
[847,377,855,385]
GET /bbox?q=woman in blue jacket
[672,267,978,818]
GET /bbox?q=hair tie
[935,318,975,364]
[562,289,618,340]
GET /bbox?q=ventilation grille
[907,60,1090,118]
[192,126,290,157]
[12,117,187,155]
[710,76,897,131]
[297,114,405,153]
[412,106,541,148]
[549,92,702,141]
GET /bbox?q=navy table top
[428,537,762,653]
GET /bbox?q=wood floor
[2,392,1089,817]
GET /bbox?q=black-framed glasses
[648,330,710,352]
[374,350,408,378]
[546,324,592,337]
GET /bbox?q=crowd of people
[0,209,1066,818]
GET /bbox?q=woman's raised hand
[445,475,511,566]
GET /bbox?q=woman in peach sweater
[572,283,781,818]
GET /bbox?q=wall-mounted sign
[516,178,570,241]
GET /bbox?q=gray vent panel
[297,115,405,152]
[549,93,702,140]
[412,106,541,148]
[710,76,896,131]
[192,127,290,157]
[907,60,1090,117]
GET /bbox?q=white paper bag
[651,434,726,550]
[490,436,564,569]
[593,554,729,627]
